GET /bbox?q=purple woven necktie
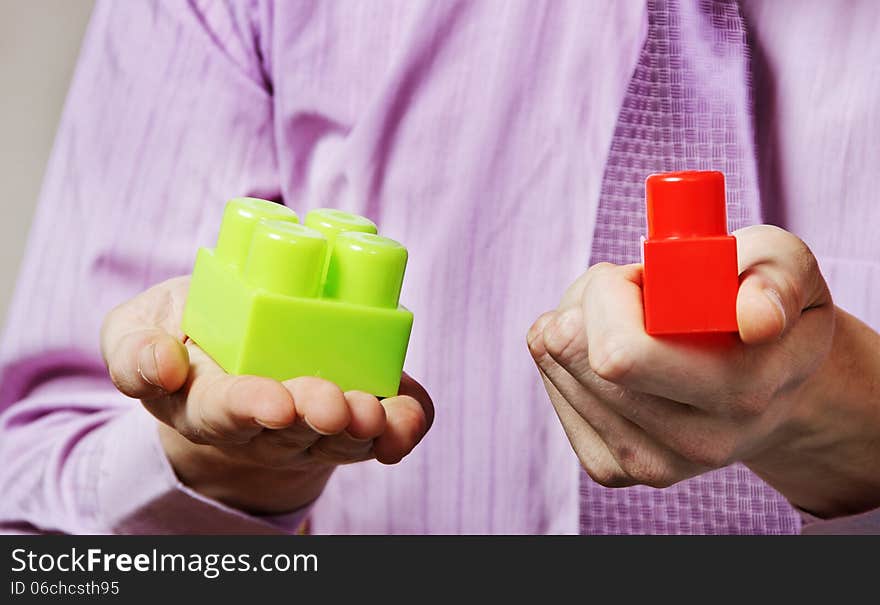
[581,0,800,534]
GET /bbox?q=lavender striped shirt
[1,0,878,534]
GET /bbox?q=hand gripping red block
[642,171,739,335]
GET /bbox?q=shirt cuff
[97,406,312,534]
[798,506,880,535]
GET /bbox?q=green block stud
[182,197,413,397]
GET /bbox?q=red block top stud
[646,170,728,240]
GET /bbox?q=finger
[282,376,350,435]
[525,263,611,362]
[600,390,747,469]
[257,421,323,450]
[193,374,296,442]
[188,343,298,434]
[251,384,372,449]
[309,433,375,464]
[344,391,387,440]
[373,395,428,464]
[578,263,750,410]
[532,310,701,487]
[103,326,190,399]
[144,342,295,445]
[217,420,326,469]
[558,269,594,310]
[536,302,745,467]
[529,312,634,486]
[397,372,435,432]
[579,260,829,417]
[545,376,637,487]
[580,263,654,385]
[734,225,832,344]
[553,336,746,468]
[100,277,192,399]
[237,392,384,468]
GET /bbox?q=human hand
[528,225,880,518]
[101,276,433,514]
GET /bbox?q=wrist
[157,422,334,515]
[746,306,880,518]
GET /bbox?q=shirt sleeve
[0,0,306,534]
[799,507,880,535]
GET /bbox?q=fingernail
[137,343,161,389]
[764,288,786,329]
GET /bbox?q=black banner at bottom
[0,535,872,601]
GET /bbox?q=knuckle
[559,273,590,308]
[616,450,673,489]
[527,341,544,362]
[582,462,630,488]
[527,312,556,355]
[545,335,581,366]
[582,262,616,295]
[589,337,635,383]
[542,314,586,367]
[588,262,616,277]
[573,448,626,487]
[527,324,548,360]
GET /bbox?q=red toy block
[641,171,739,335]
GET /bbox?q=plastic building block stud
[641,171,739,335]
[182,198,413,397]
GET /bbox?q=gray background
[0,0,94,322]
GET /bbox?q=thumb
[733,225,831,345]
[100,280,191,399]
[102,325,190,399]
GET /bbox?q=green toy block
[181,197,413,397]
